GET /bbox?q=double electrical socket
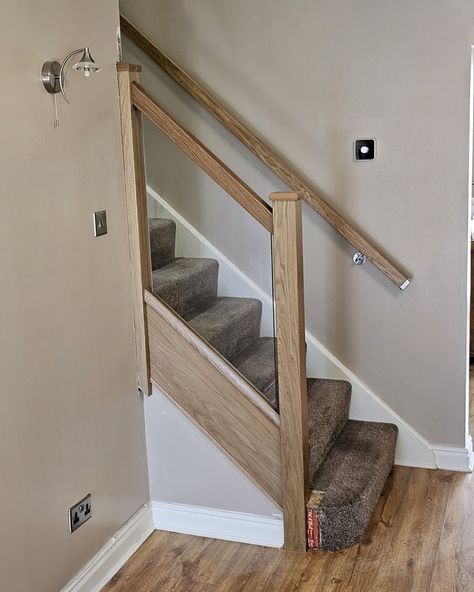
[69,494,92,533]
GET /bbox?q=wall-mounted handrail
[130,82,274,233]
[120,14,411,290]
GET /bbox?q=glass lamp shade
[73,47,101,77]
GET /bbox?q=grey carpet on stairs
[152,257,218,319]
[231,337,276,393]
[149,218,176,270]
[310,420,398,551]
[148,217,398,551]
[186,297,262,361]
[308,378,351,478]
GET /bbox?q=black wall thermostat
[354,139,376,161]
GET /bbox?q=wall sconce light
[41,47,101,126]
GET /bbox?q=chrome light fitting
[41,47,101,126]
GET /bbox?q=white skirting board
[60,504,155,592]
[152,501,284,548]
[148,186,472,472]
[432,436,474,472]
[60,502,283,592]
[58,448,473,591]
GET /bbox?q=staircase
[116,23,409,550]
[148,216,397,551]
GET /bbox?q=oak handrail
[130,82,273,233]
[120,14,411,290]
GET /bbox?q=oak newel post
[117,64,152,395]
[270,192,309,552]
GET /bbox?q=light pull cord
[53,93,60,128]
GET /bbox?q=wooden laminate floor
[102,373,474,592]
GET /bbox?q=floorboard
[101,467,467,592]
[430,473,474,592]
[102,371,474,592]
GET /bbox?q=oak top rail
[130,82,273,233]
[120,14,411,289]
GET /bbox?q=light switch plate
[354,138,376,161]
[93,210,107,237]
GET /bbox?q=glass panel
[143,118,279,409]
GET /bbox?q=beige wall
[145,388,281,516]
[121,0,474,448]
[0,2,149,591]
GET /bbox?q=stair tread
[187,297,262,361]
[149,218,176,270]
[308,378,351,479]
[231,337,276,399]
[309,419,398,551]
[152,257,218,319]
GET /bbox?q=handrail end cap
[399,279,411,291]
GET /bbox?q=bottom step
[308,420,398,551]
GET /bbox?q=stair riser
[316,482,389,551]
[308,379,352,480]
[231,337,277,396]
[153,260,219,319]
[149,219,176,270]
[189,300,262,361]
